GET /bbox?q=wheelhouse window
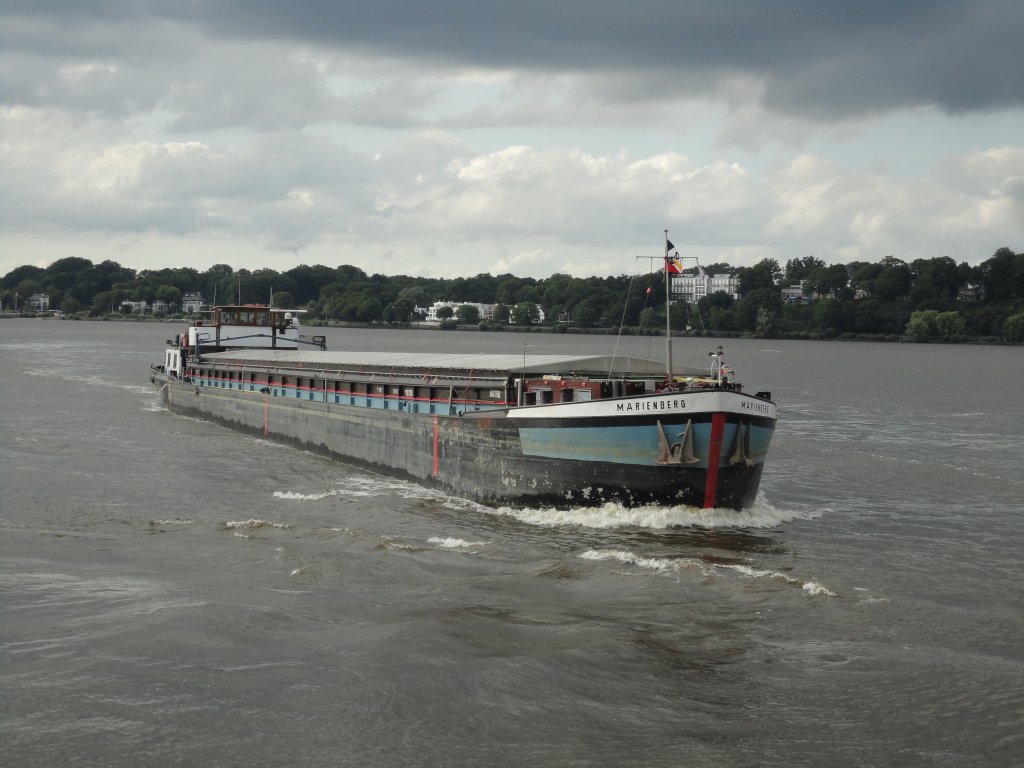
[217,308,271,326]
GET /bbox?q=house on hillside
[670,273,740,304]
[781,284,806,303]
[29,293,50,312]
[957,282,985,301]
[425,301,497,323]
[182,292,205,313]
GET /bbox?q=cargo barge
[149,303,776,510]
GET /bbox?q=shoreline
[1,312,1016,345]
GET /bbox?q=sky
[2,0,1023,280]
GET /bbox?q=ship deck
[197,349,709,379]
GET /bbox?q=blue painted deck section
[194,376,506,415]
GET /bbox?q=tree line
[2,248,1022,342]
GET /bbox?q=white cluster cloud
[1,1,1022,279]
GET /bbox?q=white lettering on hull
[510,390,776,421]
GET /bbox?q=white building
[425,301,497,323]
[182,292,205,313]
[29,293,50,312]
[425,300,546,324]
[781,284,806,303]
[670,273,740,304]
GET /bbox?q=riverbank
[4,311,1020,345]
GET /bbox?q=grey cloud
[3,0,1022,122]
[171,0,1024,118]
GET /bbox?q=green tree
[286,264,339,304]
[737,287,782,333]
[905,310,966,341]
[356,297,383,322]
[572,297,602,327]
[738,259,782,294]
[511,302,539,326]
[0,265,45,291]
[911,257,961,304]
[436,305,455,321]
[709,307,737,333]
[60,296,83,315]
[905,310,939,342]
[383,284,426,323]
[849,261,884,297]
[1003,312,1024,342]
[814,298,852,338]
[456,304,480,323]
[492,303,511,324]
[755,306,779,338]
[156,285,182,310]
[45,257,93,293]
[804,264,851,298]
[874,257,913,300]
[781,301,815,335]
[783,256,825,285]
[541,273,575,316]
[639,307,663,329]
[13,280,40,306]
[90,290,113,316]
[494,277,516,305]
[272,291,296,309]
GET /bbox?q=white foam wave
[708,563,836,596]
[273,490,336,501]
[581,550,836,596]
[487,495,820,531]
[377,536,425,552]
[579,549,708,575]
[428,537,487,549]
[150,519,193,526]
[223,519,293,531]
[24,368,156,395]
[802,581,837,597]
[273,475,454,502]
[336,475,450,501]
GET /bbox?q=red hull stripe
[432,416,439,477]
[703,412,726,508]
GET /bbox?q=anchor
[728,421,754,467]
[656,419,700,465]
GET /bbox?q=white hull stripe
[509,389,776,421]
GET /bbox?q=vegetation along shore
[2,248,1022,343]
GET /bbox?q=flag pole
[664,229,673,381]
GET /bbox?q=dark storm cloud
[2,0,1022,120]
[150,0,1024,116]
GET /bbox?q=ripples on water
[2,323,1022,767]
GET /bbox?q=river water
[1,319,1021,767]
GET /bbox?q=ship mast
[664,230,674,381]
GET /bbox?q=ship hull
[153,374,774,510]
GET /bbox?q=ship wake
[487,495,822,530]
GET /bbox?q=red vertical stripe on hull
[703,412,726,508]
[432,415,439,477]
